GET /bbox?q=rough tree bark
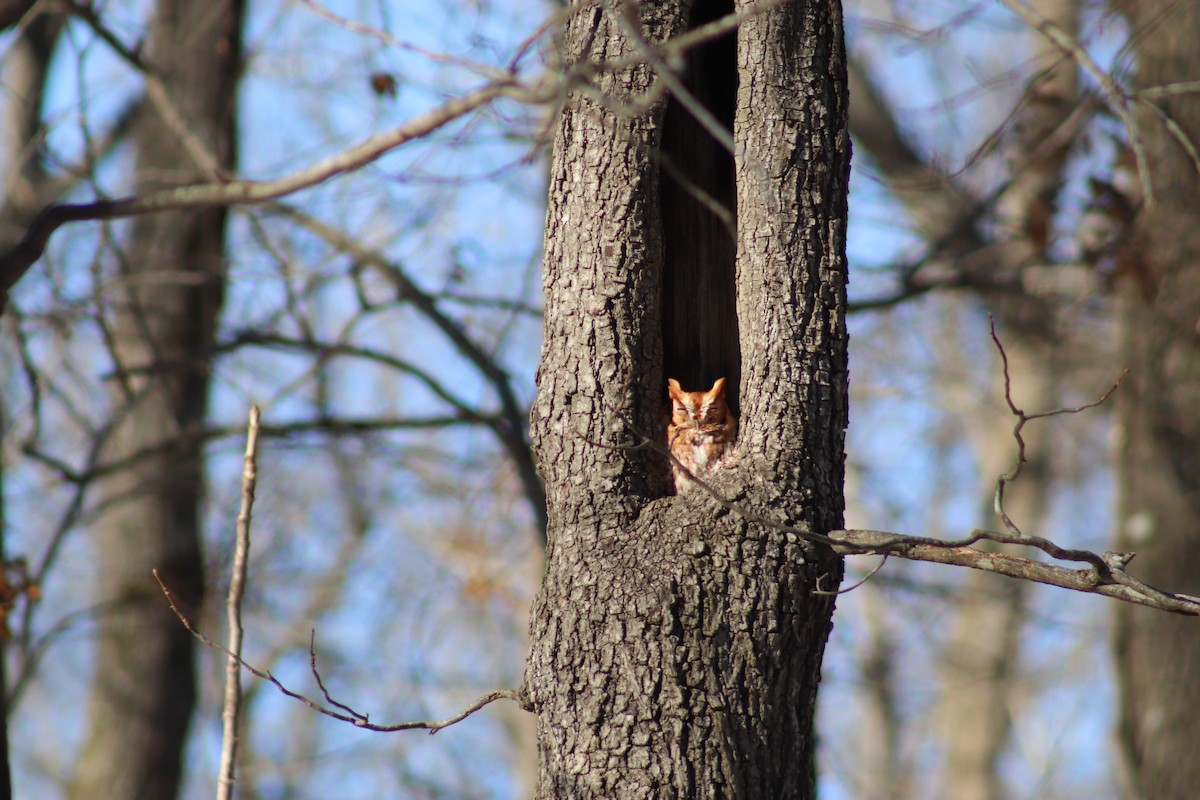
[1112,3,1200,797]
[524,0,850,796]
[66,2,243,799]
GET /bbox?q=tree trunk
[67,2,243,799]
[1112,3,1200,798]
[525,0,850,796]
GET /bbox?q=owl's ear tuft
[668,378,683,397]
[710,377,727,396]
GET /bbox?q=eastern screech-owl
[667,377,738,493]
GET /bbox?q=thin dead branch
[268,202,548,538]
[296,0,512,79]
[814,555,889,596]
[151,408,528,737]
[0,77,537,294]
[217,406,260,800]
[153,569,529,732]
[64,0,221,180]
[988,316,1126,559]
[605,0,733,154]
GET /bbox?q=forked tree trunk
[525,1,850,796]
[67,2,243,798]
[1112,3,1200,797]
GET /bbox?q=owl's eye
[675,406,686,414]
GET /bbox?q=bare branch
[217,406,260,800]
[845,5,1097,322]
[0,76,537,294]
[17,411,493,497]
[307,629,367,720]
[1139,80,1200,100]
[824,530,1200,616]
[64,0,221,180]
[0,1,41,32]
[296,0,510,80]
[152,570,530,732]
[988,315,1127,571]
[662,452,1199,614]
[1136,97,1200,183]
[0,0,786,308]
[605,0,732,154]
[220,331,496,426]
[814,555,889,596]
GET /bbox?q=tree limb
[825,530,1200,615]
[0,77,535,296]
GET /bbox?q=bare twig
[0,77,539,292]
[657,153,736,237]
[217,406,260,800]
[16,412,494,497]
[0,0,781,305]
[153,571,530,732]
[296,0,507,80]
[826,529,1200,615]
[814,555,889,596]
[64,0,222,180]
[220,331,494,425]
[508,3,579,72]
[1135,97,1200,182]
[604,0,733,154]
[1139,80,1200,100]
[989,314,1127,572]
[307,629,367,720]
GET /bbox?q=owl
[667,377,738,493]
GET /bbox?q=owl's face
[668,377,729,429]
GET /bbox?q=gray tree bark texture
[524,1,850,797]
[66,2,243,799]
[1112,3,1200,798]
